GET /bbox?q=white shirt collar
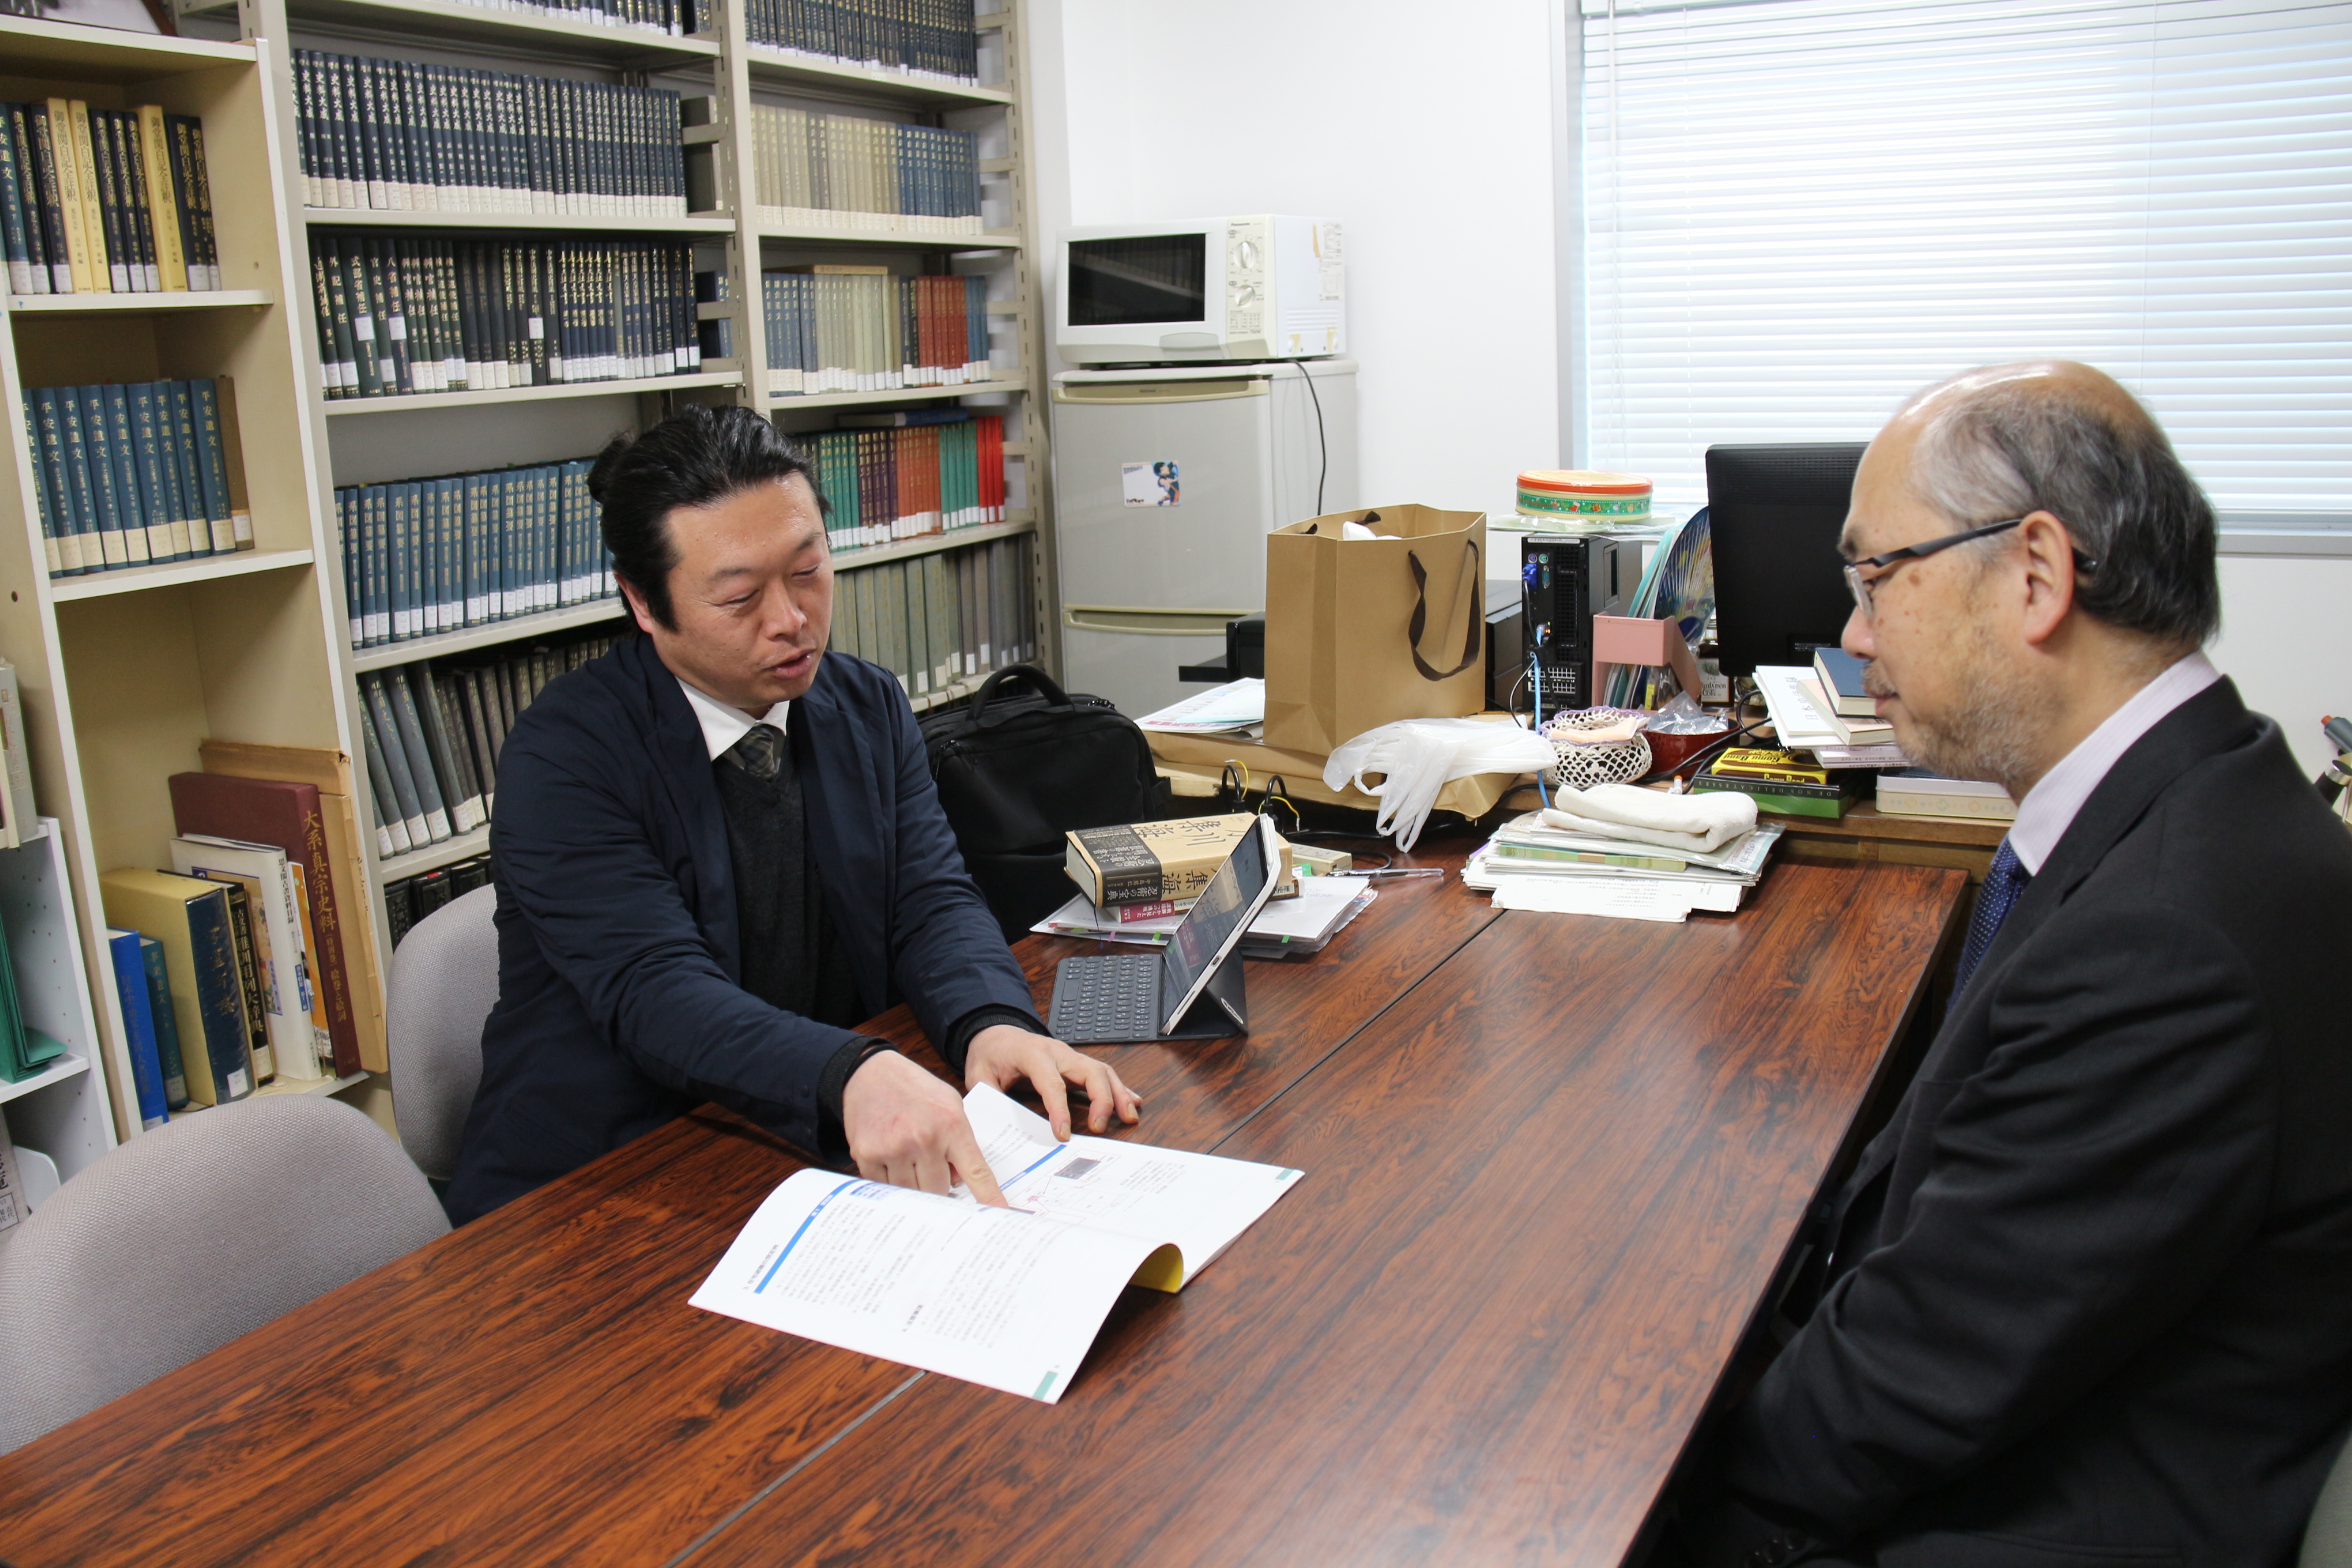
[2007,651,2221,875]
[676,676,791,763]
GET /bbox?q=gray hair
[1906,374,2219,650]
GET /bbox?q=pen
[1331,868,1446,880]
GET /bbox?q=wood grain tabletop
[0,838,1501,1568]
[681,860,1967,1568]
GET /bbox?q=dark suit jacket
[444,634,1040,1224]
[1699,679,2352,1567]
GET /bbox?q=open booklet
[689,1084,1304,1403]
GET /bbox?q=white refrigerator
[1049,359,1358,718]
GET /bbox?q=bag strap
[969,663,1074,728]
[1406,539,1483,682]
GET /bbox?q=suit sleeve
[493,723,862,1159]
[870,686,1044,1065]
[1721,898,2274,1542]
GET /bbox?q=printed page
[959,1084,1305,1291]
[690,1166,1173,1403]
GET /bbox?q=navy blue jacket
[444,633,1040,1224]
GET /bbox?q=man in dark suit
[446,407,1138,1224]
[1682,362,2352,1566]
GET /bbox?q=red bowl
[1641,725,1733,777]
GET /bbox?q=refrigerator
[1051,359,1358,719]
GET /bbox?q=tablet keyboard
[1049,954,1164,1043]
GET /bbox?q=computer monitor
[1704,442,1869,676]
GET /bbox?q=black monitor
[1704,442,1869,676]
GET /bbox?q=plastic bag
[1642,691,1731,736]
[1324,717,1556,851]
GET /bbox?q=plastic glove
[1324,717,1554,850]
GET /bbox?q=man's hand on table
[838,1028,1140,1208]
[964,1024,1143,1140]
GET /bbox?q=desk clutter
[1039,812,1373,957]
[1465,786,1783,923]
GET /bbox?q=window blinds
[1577,0,2352,520]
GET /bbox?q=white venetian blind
[1578,0,2352,519]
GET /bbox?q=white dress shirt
[676,677,791,764]
[2006,651,2221,875]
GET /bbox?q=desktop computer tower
[1518,534,1633,714]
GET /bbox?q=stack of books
[799,412,1005,548]
[355,632,617,860]
[308,235,700,399]
[385,853,491,949]
[293,52,687,219]
[26,378,250,580]
[1465,810,1783,922]
[747,105,983,235]
[0,99,220,297]
[744,0,982,83]
[336,455,610,651]
[764,269,992,395]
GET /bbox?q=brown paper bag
[1263,504,1488,754]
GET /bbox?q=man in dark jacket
[446,408,1138,1224]
[1682,362,2352,1565]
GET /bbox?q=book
[140,934,189,1107]
[1875,767,2018,821]
[212,877,278,1082]
[168,768,370,1078]
[1690,766,1851,819]
[97,868,256,1105]
[1708,747,1831,786]
[0,1109,24,1234]
[0,655,35,849]
[173,836,328,1080]
[1064,814,1276,908]
[1812,647,1874,718]
[105,928,173,1127]
[691,1083,1303,1403]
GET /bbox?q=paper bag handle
[1406,540,1483,682]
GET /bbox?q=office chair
[385,882,499,1185]
[2304,1428,2352,1568]
[0,1094,449,1452]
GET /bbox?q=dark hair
[589,405,821,631]
[1911,376,2219,651]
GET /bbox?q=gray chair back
[385,882,499,1183]
[2305,1428,2352,1568]
[0,1094,449,1452]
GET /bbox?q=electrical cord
[1297,362,1328,514]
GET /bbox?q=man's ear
[2016,510,2078,648]
[617,576,660,636]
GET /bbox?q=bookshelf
[0,16,365,1154]
[0,0,1060,1159]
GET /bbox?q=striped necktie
[725,723,785,781]
[1951,838,2029,1001]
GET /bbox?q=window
[1572,0,2352,525]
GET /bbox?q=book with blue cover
[105,928,170,1127]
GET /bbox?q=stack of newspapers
[1465,810,1783,923]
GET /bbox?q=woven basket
[1545,708,1653,790]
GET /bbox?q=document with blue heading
[689,1085,1304,1402]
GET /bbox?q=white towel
[1541,783,1758,853]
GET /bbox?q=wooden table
[0,851,1964,1568]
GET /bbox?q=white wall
[1028,0,1561,524]
[1028,3,2349,778]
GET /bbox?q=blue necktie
[1951,838,2029,1000]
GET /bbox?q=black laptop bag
[918,666,1171,940]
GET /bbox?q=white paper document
[690,1086,1304,1403]
[1487,874,1744,921]
[1137,678,1266,733]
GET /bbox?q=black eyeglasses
[1842,517,2097,617]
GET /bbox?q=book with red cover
[167,771,363,1077]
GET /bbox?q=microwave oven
[1056,216,1345,365]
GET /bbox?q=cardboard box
[1066,814,1296,908]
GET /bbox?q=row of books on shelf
[338,455,610,649]
[294,52,689,219]
[742,104,983,233]
[385,853,491,951]
[24,378,253,580]
[764,268,991,393]
[804,411,1007,548]
[309,235,700,399]
[0,99,220,297]
[745,0,983,82]
[96,760,389,1126]
[836,531,1034,699]
[359,633,615,858]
